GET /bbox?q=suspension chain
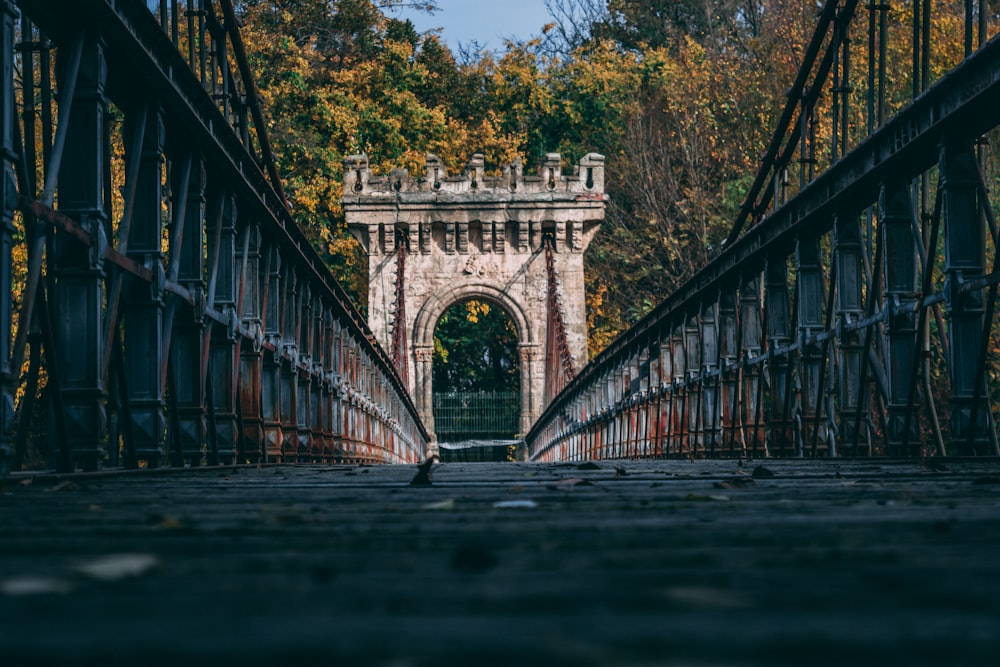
[545,237,577,383]
[391,239,409,391]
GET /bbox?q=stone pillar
[54,33,108,470]
[414,346,434,435]
[941,142,990,454]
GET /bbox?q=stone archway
[343,152,606,443]
[412,283,536,437]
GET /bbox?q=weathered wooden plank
[1,459,999,665]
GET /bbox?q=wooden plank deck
[2,458,1000,666]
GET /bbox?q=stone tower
[342,152,605,439]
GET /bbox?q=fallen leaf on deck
[493,500,538,509]
[576,461,601,470]
[752,465,775,479]
[614,466,628,478]
[74,554,159,582]
[421,499,456,511]
[45,481,80,493]
[1,576,73,596]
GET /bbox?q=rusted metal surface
[1,0,427,473]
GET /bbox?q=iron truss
[528,2,1000,461]
[0,0,428,474]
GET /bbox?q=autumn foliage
[237,0,983,357]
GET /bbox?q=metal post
[765,255,793,455]
[719,288,739,454]
[261,245,282,460]
[700,302,720,454]
[941,141,990,453]
[206,188,238,463]
[54,32,108,470]
[0,0,16,476]
[834,210,866,452]
[123,107,167,466]
[169,153,206,465]
[881,181,921,454]
[796,234,827,454]
[237,223,263,461]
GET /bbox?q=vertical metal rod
[867,3,876,136]
[40,36,52,170]
[912,0,921,101]
[878,3,889,127]
[922,0,931,91]
[198,0,207,86]
[965,0,974,57]
[20,15,37,197]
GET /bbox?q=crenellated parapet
[344,152,605,197]
[342,153,605,257]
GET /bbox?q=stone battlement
[343,152,605,198]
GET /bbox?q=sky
[388,0,555,52]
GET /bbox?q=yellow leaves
[464,300,491,324]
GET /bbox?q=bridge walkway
[2,459,999,665]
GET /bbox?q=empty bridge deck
[3,459,1000,666]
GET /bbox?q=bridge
[2,1,1000,663]
[4,2,1000,471]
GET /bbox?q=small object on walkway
[74,554,159,582]
[577,461,601,470]
[410,455,439,487]
[615,465,628,478]
[752,464,775,479]
[493,499,538,509]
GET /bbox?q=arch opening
[432,299,521,461]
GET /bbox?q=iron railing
[0,0,428,474]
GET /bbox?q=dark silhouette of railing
[528,3,1000,460]
[0,0,428,474]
